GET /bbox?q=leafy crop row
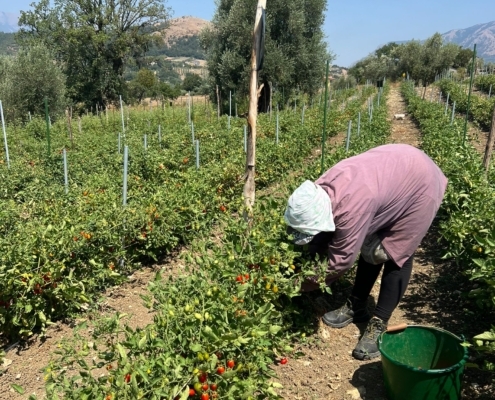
[401,81,495,363]
[0,87,372,341]
[475,75,495,96]
[30,87,392,399]
[438,79,495,130]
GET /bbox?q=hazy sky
[5,0,493,67]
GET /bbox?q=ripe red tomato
[244,273,250,280]
[198,372,208,383]
[201,394,210,400]
[235,275,243,283]
[124,373,131,383]
[227,360,235,369]
[202,384,209,391]
[210,383,218,391]
[216,366,225,375]
[189,388,196,396]
[280,357,288,365]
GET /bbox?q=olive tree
[201,0,329,113]
[18,0,170,108]
[0,45,66,120]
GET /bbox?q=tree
[128,68,158,103]
[201,0,329,113]
[17,0,170,108]
[454,47,474,69]
[0,45,66,121]
[182,73,203,92]
[396,33,459,85]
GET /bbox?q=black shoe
[352,316,387,360]
[322,297,371,328]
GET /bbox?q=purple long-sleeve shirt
[307,144,447,288]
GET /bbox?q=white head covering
[284,180,335,244]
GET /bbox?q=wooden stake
[483,105,495,172]
[243,0,266,213]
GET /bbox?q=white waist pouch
[361,233,390,265]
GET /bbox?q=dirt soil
[2,85,495,399]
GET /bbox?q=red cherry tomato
[280,357,288,365]
[124,373,131,383]
[217,366,225,375]
[210,383,218,391]
[202,384,209,391]
[189,388,196,396]
[199,373,207,383]
[201,394,210,400]
[227,360,235,369]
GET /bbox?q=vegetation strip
[20,87,391,399]
[401,81,495,366]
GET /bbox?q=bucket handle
[386,323,408,333]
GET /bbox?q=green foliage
[201,0,329,112]
[128,69,158,104]
[148,35,205,60]
[0,85,371,342]
[350,34,462,85]
[15,83,389,400]
[182,73,203,93]
[397,34,459,85]
[475,74,495,95]
[0,32,17,55]
[438,79,495,130]
[17,0,170,108]
[454,47,475,69]
[0,45,66,121]
[401,81,495,366]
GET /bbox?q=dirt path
[272,84,494,400]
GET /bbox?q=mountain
[0,12,19,33]
[442,21,495,62]
[163,16,210,43]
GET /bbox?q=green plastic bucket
[377,325,468,400]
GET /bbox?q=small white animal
[393,113,406,120]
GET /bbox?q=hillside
[442,20,495,62]
[163,16,211,43]
[150,16,211,60]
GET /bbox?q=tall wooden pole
[483,105,495,172]
[243,0,266,212]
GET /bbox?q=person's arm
[322,212,374,284]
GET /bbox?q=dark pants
[351,254,414,322]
